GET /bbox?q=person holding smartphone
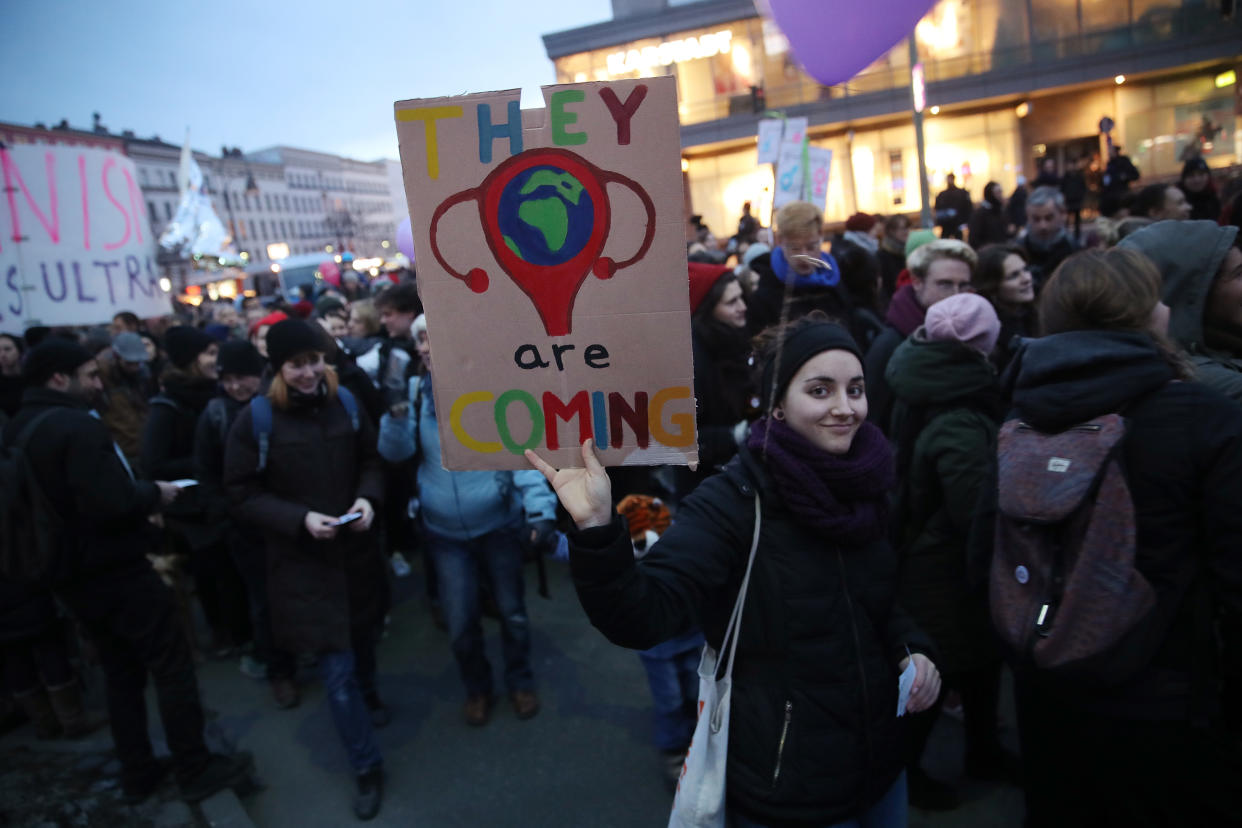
[223,320,388,821]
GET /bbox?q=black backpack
[0,409,66,584]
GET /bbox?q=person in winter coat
[1005,177,1029,235]
[934,173,973,240]
[1179,157,1221,223]
[97,332,156,476]
[877,215,911,310]
[0,332,24,418]
[1100,144,1141,217]
[529,316,941,828]
[886,294,1013,810]
[978,247,1242,827]
[193,341,297,707]
[832,241,887,353]
[864,240,977,434]
[1132,183,1192,222]
[143,326,249,656]
[1060,157,1089,240]
[681,263,755,495]
[223,319,388,821]
[376,318,556,728]
[973,244,1038,374]
[967,182,1009,250]
[1021,187,1080,289]
[746,201,849,334]
[3,339,252,804]
[1,576,106,740]
[1120,221,1242,402]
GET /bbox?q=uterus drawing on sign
[429,148,656,337]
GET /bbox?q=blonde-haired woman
[223,319,389,821]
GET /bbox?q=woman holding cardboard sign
[528,315,939,828]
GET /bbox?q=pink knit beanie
[924,293,1001,355]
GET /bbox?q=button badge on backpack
[1014,565,1030,584]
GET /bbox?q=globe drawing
[496,165,596,267]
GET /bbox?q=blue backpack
[249,387,360,472]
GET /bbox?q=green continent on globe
[520,171,584,205]
[517,197,569,253]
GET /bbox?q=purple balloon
[396,216,415,262]
[765,0,937,88]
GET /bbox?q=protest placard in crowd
[395,76,698,471]
[0,144,168,334]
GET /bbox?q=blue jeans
[732,772,907,828]
[638,631,703,752]
[319,650,382,774]
[424,527,533,697]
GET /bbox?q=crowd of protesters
[1,156,1241,827]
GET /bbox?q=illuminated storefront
[545,0,1240,236]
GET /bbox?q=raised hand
[525,439,613,530]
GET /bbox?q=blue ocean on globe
[496,164,595,266]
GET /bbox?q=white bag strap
[719,493,762,683]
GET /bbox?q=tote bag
[669,494,762,828]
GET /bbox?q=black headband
[760,322,864,411]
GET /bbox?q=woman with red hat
[682,263,756,496]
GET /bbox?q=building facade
[544,0,1241,235]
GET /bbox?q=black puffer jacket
[223,386,386,653]
[570,446,932,826]
[141,370,221,550]
[2,388,161,581]
[978,331,1242,720]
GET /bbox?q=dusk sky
[1,0,613,162]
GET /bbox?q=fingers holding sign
[525,439,614,530]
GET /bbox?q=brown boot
[510,690,540,721]
[463,694,494,726]
[45,680,108,739]
[13,687,62,739]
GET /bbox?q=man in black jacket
[934,174,973,240]
[4,339,252,804]
[1020,187,1080,289]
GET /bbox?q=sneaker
[239,655,267,680]
[179,752,254,804]
[363,691,390,728]
[271,678,301,710]
[510,689,540,721]
[463,694,494,727]
[908,766,960,811]
[390,553,412,578]
[353,765,384,821]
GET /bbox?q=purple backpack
[990,414,1158,684]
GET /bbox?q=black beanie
[265,319,324,368]
[759,322,864,411]
[164,326,216,369]
[217,341,266,377]
[22,338,94,386]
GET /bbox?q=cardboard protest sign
[394,76,697,471]
[0,145,168,334]
[774,142,832,212]
[757,119,783,165]
[783,117,809,145]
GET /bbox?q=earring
[772,409,784,421]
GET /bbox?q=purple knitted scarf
[747,416,895,545]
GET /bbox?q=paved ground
[1,558,1025,827]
